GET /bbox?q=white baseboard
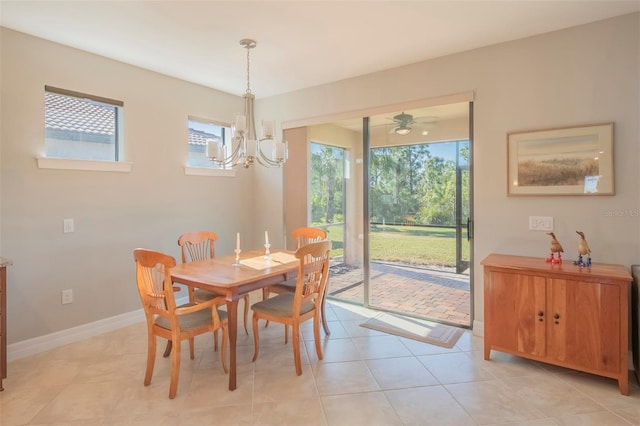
[7,309,144,362]
[7,296,189,362]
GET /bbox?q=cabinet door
[487,271,546,356]
[547,279,620,373]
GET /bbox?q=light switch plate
[63,218,74,233]
[529,216,553,231]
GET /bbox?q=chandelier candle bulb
[235,115,246,132]
[206,140,218,158]
[265,231,269,246]
[275,142,287,161]
[236,232,240,251]
[262,120,274,138]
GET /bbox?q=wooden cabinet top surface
[481,253,632,284]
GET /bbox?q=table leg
[226,298,238,391]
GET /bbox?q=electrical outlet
[63,218,74,233]
[62,289,73,304]
[529,216,553,231]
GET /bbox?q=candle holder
[264,243,272,261]
[233,249,242,267]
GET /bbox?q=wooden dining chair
[262,227,331,335]
[179,231,249,346]
[133,248,228,399]
[251,240,331,375]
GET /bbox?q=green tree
[418,141,469,226]
[370,144,430,224]
[310,144,344,224]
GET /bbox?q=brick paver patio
[327,261,471,327]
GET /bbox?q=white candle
[236,232,240,251]
[265,231,269,246]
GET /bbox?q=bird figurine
[573,230,592,267]
[546,232,564,263]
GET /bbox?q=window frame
[39,86,128,172]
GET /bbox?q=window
[187,117,232,169]
[44,86,124,162]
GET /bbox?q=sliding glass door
[284,100,473,327]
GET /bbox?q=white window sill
[37,157,132,173]
[184,167,236,177]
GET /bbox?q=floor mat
[360,312,464,348]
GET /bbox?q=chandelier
[206,39,288,168]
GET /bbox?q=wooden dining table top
[170,249,298,298]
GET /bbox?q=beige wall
[259,13,640,329]
[0,28,260,343]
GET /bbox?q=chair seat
[193,288,222,301]
[251,293,315,317]
[156,303,228,331]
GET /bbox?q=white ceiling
[1,1,638,99]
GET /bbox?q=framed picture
[507,122,614,196]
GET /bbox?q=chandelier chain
[245,44,251,94]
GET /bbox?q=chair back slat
[293,240,331,314]
[134,249,177,318]
[292,227,327,249]
[178,231,218,262]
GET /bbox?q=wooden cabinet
[482,253,632,395]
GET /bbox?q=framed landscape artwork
[507,123,614,196]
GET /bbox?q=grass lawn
[323,223,469,269]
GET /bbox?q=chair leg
[292,324,302,376]
[284,324,289,344]
[252,314,260,362]
[213,329,219,352]
[321,297,331,335]
[219,325,229,374]
[242,294,250,335]
[169,339,181,399]
[314,314,324,361]
[189,337,195,360]
[144,333,157,386]
[162,340,172,358]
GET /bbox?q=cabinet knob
[538,311,544,322]
[554,313,560,324]
[554,313,560,319]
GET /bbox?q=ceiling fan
[388,112,437,135]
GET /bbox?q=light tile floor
[1,295,639,426]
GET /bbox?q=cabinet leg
[484,346,491,360]
[619,375,629,396]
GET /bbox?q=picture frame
[507,122,614,196]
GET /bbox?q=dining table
[170,249,298,391]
